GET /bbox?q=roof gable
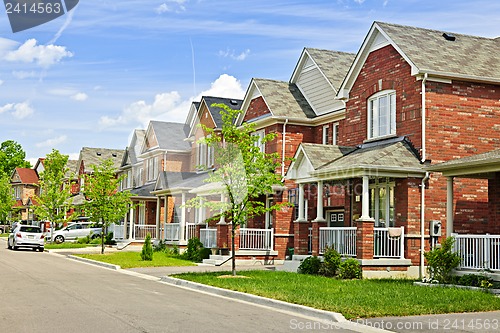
[12,168,39,184]
[339,21,500,99]
[142,121,191,155]
[77,147,125,174]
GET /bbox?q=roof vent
[96,152,102,156]
[230,99,238,105]
[442,32,456,41]
[112,153,117,157]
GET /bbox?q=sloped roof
[253,79,316,119]
[300,143,355,169]
[129,129,146,163]
[317,137,422,174]
[427,149,500,176]
[201,96,243,128]
[130,182,156,197]
[304,48,356,91]
[14,168,38,184]
[155,172,209,193]
[149,121,191,151]
[65,160,78,178]
[376,21,500,82]
[78,147,125,173]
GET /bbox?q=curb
[67,255,121,270]
[161,275,346,322]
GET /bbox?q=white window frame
[253,130,265,153]
[369,179,395,227]
[367,90,396,139]
[322,125,329,145]
[332,123,339,145]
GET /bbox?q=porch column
[313,180,325,222]
[297,183,306,221]
[446,177,454,237]
[219,193,226,224]
[163,195,168,240]
[128,206,134,240]
[180,192,186,242]
[198,197,204,224]
[360,175,372,221]
[123,207,128,239]
[155,197,161,241]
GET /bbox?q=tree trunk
[101,222,105,254]
[231,223,236,276]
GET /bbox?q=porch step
[202,254,232,266]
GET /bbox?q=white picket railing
[453,234,500,271]
[110,223,125,240]
[319,227,357,257]
[308,227,313,254]
[134,225,157,239]
[186,223,197,240]
[374,227,405,259]
[200,228,217,249]
[239,228,273,251]
[164,223,180,241]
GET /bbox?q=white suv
[51,222,102,243]
[8,224,45,252]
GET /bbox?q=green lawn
[174,270,500,319]
[45,243,96,249]
[76,251,196,269]
[0,233,8,238]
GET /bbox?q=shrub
[141,233,153,261]
[154,239,168,252]
[298,256,322,275]
[104,232,116,245]
[180,237,208,262]
[424,237,460,284]
[338,259,362,279]
[76,235,91,244]
[319,246,341,277]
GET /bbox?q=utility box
[430,220,442,237]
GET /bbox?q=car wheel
[12,241,17,251]
[32,248,37,251]
[54,235,64,244]
[7,239,12,250]
[38,247,44,252]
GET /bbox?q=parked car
[51,222,102,244]
[7,224,44,252]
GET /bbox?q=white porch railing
[308,227,313,254]
[186,223,196,240]
[453,234,500,271]
[374,227,405,259]
[239,228,273,251]
[135,225,157,240]
[200,228,217,249]
[164,223,180,241]
[319,227,357,257]
[110,223,125,240]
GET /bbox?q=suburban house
[10,166,39,222]
[286,21,500,277]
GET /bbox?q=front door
[326,210,344,227]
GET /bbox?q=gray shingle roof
[149,121,191,151]
[428,149,500,170]
[253,79,316,119]
[305,48,356,91]
[155,172,209,192]
[376,21,500,82]
[129,129,145,163]
[130,182,156,197]
[317,137,422,172]
[65,160,78,178]
[78,147,125,173]
[201,96,243,128]
[301,143,355,169]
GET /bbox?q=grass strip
[76,251,196,269]
[174,270,500,319]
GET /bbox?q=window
[14,186,21,199]
[368,90,396,139]
[333,123,339,145]
[369,179,395,227]
[253,130,265,153]
[127,170,132,188]
[322,125,329,145]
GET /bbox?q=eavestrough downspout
[420,73,428,279]
[281,118,289,181]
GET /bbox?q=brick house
[10,166,39,222]
[287,21,500,277]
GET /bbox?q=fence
[319,227,357,257]
[374,227,405,259]
[453,234,500,271]
[200,228,217,249]
[239,228,273,250]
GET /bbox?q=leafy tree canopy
[0,140,31,177]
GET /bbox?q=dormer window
[367,90,396,139]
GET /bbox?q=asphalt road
[0,242,366,333]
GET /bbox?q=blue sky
[0,0,499,164]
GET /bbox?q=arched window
[367,90,396,139]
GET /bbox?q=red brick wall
[243,97,271,122]
[340,45,422,149]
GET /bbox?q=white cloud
[12,71,37,79]
[72,92,88,101]
[0,80,3,86]
[353,0,365,4]
[10,101,34,119]
[218,48,250,61]
[99,74,245,128]
[4,39,73,68]
[156,3,169,13]
[36,135,67,148]
[0,103,14,114]
[156,0,187,14]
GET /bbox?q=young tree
[0,173,15,224]
[195,103,285,276]
[34,149,74,242]
[0,140,31,177]
[83,159,132,254]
